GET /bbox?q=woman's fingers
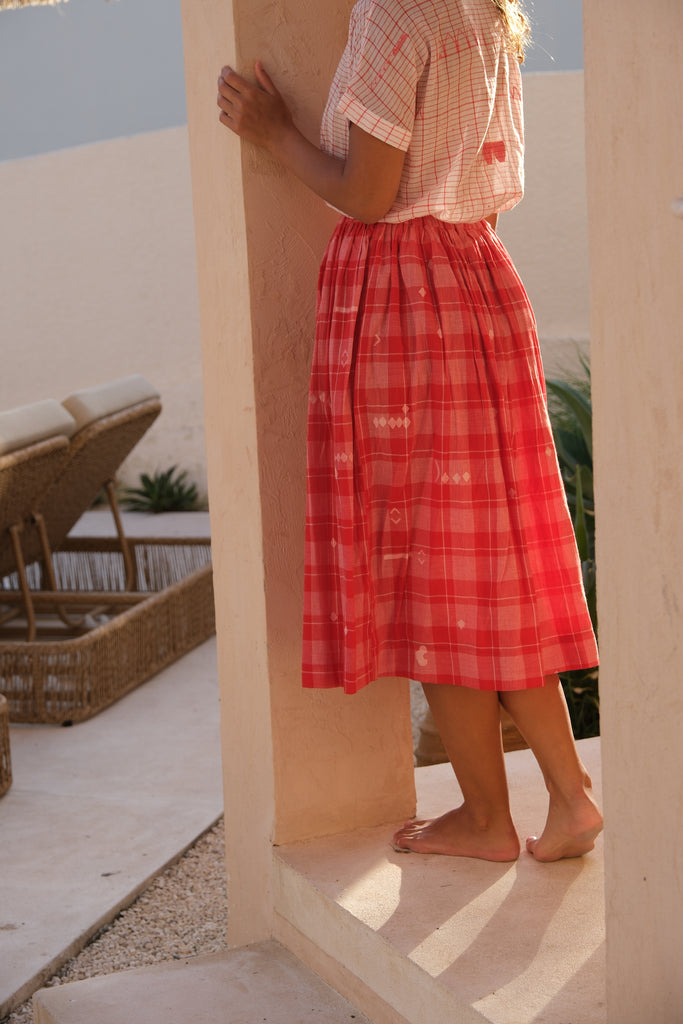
[216,62,292,147]
[218,66,246,93]
[217,68,250,134]
[253,60,278,96]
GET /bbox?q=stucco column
[180,0,415,947]
[584,1,683,1018]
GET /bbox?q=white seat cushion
[0,400,77,456]
[62,375,160,432]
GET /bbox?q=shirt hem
[337,93,412,152]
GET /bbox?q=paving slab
[32,941,371,1024]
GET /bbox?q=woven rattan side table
[0,693,12,796]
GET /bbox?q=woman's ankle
[460,799,517,835]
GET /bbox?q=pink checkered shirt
[321,0,525,223]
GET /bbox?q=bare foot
[393,805,521,861]
[526,782,603,861]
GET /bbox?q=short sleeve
[337,1,422,152]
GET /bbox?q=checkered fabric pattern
[321,0,525,223]
[302,218,599,693]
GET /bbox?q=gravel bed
[2,690,437,1024]
[1,818,228,1024]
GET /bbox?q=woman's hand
[216,61,405,223]
[217,62,293,153]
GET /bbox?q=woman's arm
[217,62,406,224]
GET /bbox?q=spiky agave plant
[122,467,199,514]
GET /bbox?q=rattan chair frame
[0,695,11,796]
[1,399,161,639]
[0,435,71,578]
[0,435,72,638]
[20,398,162,575]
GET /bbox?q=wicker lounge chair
[0,399,77,638]
[0,377,215,724]
[0,378,163,636]
[22,375,162,584]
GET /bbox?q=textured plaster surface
[180,0,277,948]
[585,0,683,1018]
[228,0,418,845]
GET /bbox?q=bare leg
[500,676,603,861]
[393,685,520,861]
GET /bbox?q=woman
[217,0,603,862]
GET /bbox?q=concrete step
[273,738,606,1024]
[32,941,372,1024]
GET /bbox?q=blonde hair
[489,0,531,63]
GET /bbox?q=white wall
[500,71,590,377]
[0,126,206,495]
[0,72,591,499]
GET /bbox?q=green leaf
[546,378,593,459]
[553,426,591,476]
[573,465,589,562]
[576,463,594,504]
[582,558,598,635]
[121,466,199,513]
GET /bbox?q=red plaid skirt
[302,216,598,693]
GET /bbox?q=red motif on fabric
[482,140,506,165]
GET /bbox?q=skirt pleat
[303,216,598,694]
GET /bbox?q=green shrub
[546,360,600,738]
[121,466,200,514]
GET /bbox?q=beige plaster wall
[499,70,591,377]
[0,128,207,496]
[584,0,683,1018]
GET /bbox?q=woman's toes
[392,820,421,850]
